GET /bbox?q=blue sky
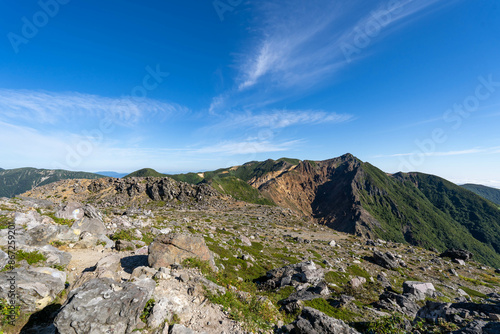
[1,0,499,187]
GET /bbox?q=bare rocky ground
[0,179,499,334]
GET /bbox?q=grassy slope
[357,163,500,267]
[210,176,275,206]
[0,168,104,198]
[461,184,500,206]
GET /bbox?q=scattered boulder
[349,276,366,289]
[328,240,337,247]
[280,282,330,308]
[262,261,324,290]
[403,281,436,301]
[116,239,136,251]
[131,266,157,279]
[284,307,360,333]
[374,290,420,317]
[377,273,391,288]
[54,277,155,334]
[148,233,214,269]
[372,251,400,270]
[0,267,65,312]
[440,249,473,262]
[240,235,252,246]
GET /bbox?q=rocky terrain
[0,175,499,333]
[0,168,104,198]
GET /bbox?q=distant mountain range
[0,168,105,198]
[124,154,500,267]
[461,184,500,206]
[96,171,129,178]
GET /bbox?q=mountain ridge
[0,167,105,198]
[17,154,500,267]
[461,183,500,206]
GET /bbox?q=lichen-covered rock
[0,267,65,312]
[148,233,214,269]
[55,202,84,220]
[54,277,155,334]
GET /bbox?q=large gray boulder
[374,290,420,317]
[28,223,71,246]
[55,202,84,220]
[0,267,66,312]
[148,233,214,269]
[372,251,400,270]
[23,244,72,267]
[285,307,360,333]
[69,216,107,236]
[440,249,473,262]
[403,281,436,301]
[54,277,155,334]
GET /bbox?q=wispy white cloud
[193,139,302,155]
[0,89,188,125]
[212,109,354,131]
[236,0,453,92]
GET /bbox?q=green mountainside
[123,168,165,178]
[355,164,500,267]
[461,183,500,206]
[0,168,105,198]
[209,176,275,206]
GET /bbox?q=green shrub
[303,298,360,322]
[205,290,278,331]
[47,213,74,226]
[0,298,20,326]
[365,313,408,334]
[16,250,46,265]
[140,299,155,323]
